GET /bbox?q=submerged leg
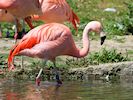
[36,60,47,86]
[53,61,62,85]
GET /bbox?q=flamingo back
[33,0,80,30]
[8,23,75,69]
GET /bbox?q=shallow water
[0,79,133,100]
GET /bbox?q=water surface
[0,79,133,100]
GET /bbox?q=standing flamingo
[8,21,106,85]
[0,0,79,30]
[0,9,14,38]
[0,9,26,40]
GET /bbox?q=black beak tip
[101,36,106,45]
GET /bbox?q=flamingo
[0,9,15,23]
[0,9,27,40]
[8,21,106,85]
[0,0,79,30]
[0,9,14,38]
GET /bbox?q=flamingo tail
[8,37,37,70]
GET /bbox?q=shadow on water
[0,78,133,100]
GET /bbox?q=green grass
[0,53,8,68]
[1,0,133,38]
[127,50,133,54]
[66,48,130,67]
[127,50,133,60]
[0,0,132,69]
[87,48,130,65]
[67,0,133,36]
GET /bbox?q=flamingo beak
[100,31,106,45]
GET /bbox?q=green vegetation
[0,0,132,79]
[67,0,133,37]
[0,54,8,67]
[87,48,130,65]
[1,0,133,37]
[122,2,133,34]
[66,48,130,67]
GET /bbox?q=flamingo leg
[0,24,2,38]
[14,19,18,44]
[53,62,62,85]
[36,60,47,86]
[19,20,26,70]
[36,68,43,86]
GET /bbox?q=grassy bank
[0,0,133,80]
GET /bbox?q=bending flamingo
[0,0,79,30]
[8,21,106,85]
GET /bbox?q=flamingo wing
[8,36,38,68]
[32,0,80,30]
[8,23,77,69]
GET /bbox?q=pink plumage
[8,21,106,70]
[0,0,79,30]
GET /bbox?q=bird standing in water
[8,21,106,85]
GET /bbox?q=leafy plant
[121,2,133,34]
[66,57,89,68]
[88,48,130,64]
[66,48,130,67]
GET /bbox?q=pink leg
[36,68,43,86]
[8,64,15,71]
[14,33,18,43]
[0,32,2,38]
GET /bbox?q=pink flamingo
[0,9,15,38]
[0,9,28,40]
[0,9,15,23]
[8,21,106,85]
[0,0,79,30]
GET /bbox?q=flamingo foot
[36,77,41,86]
[56,74,62,85]
[8,65,15,71]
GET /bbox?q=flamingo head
[100,31,106,45]
[87,21,106,45]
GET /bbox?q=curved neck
[75,26,91,58]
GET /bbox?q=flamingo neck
[76,26,91,58]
